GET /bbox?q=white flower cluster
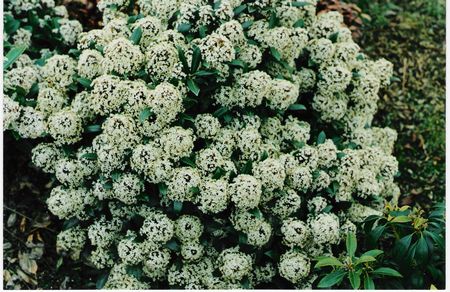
[3,0,400,289]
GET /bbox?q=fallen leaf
[18,252,38,275]
[20,217,26,232]
[7,213,17,227]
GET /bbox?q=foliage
[362,202,445,289]
[315,232,402,289]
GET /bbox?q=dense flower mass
[4,0,400,289]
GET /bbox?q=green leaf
[317,131,326,145]
[314,257,344,268]
[62,217,79,230]
[392,233,413,259]
[193,69,219,77]
[354,255,376,266]
[233,4,247,16]
[242,20,253,29]
[4,16,20,35]
[56,256,63,270]
[268,11,278,29]
[317,269,347,288]
[177,23,191,33]
[191,45,202,73]
[248,208,263,219]
[390,215,411,223]
[361,249,383,258]
[372,267,402,278]
[229,59,246,68]
[198,25,207,38]
[165,239,180,251]
[368,225,386,246]
[270,47,282,61]
[4,45,27,70]
[349,270,361,289]
[180,157,196,168]
[96,271,109,289]
[85,124,102,133]
[415,235,429,263]
[346,232,357,257]
[187,79,200,96]
[77,77,92,89]
[293,19,305,28]
[288,104,306,111]
[80,153,97,160]
[424,230,444,250]
[159,183,168,197]
[173,201,183,213]
[213,106,229,117]
[264,250,277,260]
[292,1,313,7]
[139,107,154,122]
[130,27,143,44]
[364,275,375,289]
[176,46,189,72]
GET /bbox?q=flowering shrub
[3,0,403,289]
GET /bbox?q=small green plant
[315,233,402,289]
[363,202,445,288]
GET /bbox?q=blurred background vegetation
[3,0,445,288]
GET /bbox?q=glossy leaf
[364,274,375,289]
[346,232,357,257]
[139,108,154,122]
[372,267,402,278]
[349,270,361,289]
[314,257,344,268]
[288,104,306,111]
[130,27,142,44]
[4,45,27,70]
[187,79,200,96]
[270,47,282,61]
[317,131,326,144]
[390,215,411,223]
[191,46,202,73]
[361,249,383,258]
[317,269,347,288]
[354,255,376,266]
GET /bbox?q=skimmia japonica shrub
[4,0,408,289]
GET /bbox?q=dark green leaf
[349,270,361,289]
[193,69,219,77]
[415,235,429,263]
[165,239,180,251]
[173,201,183,213]
[424,230,444,250]
[249,208,262,219]
[229,59,246,68]
[4,17,20,35]
[368,225,386,246]
[85,124,102,133]
[268,12,278,28]
[96,271,109,289]
[198,25,207,38]
[130,27,143,45]
[242,20,253,29]
[293,19,305,28]
[363,274,375,289]
[159,183,168,197]
[180,157,196,167]
[233,4,247,16]
[317,269,347,288]
[317,131,326,145]
[346,232,357,257]
[177,23,191,33]
[270,47,282,61]
[77,77,92,89]
[213,106,229,117]
[62,217,79,230]
[4,45,27,70]
[187,79,200,96]
[80,153,97,160]
[372,267,402,278]
[292,1,313,7]
[191,46,202,73]
[176,46,189,72]
[139,107,154,122]
[288,104,306,111]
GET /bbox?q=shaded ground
[350,0,446,207]
[3,0,446,288]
